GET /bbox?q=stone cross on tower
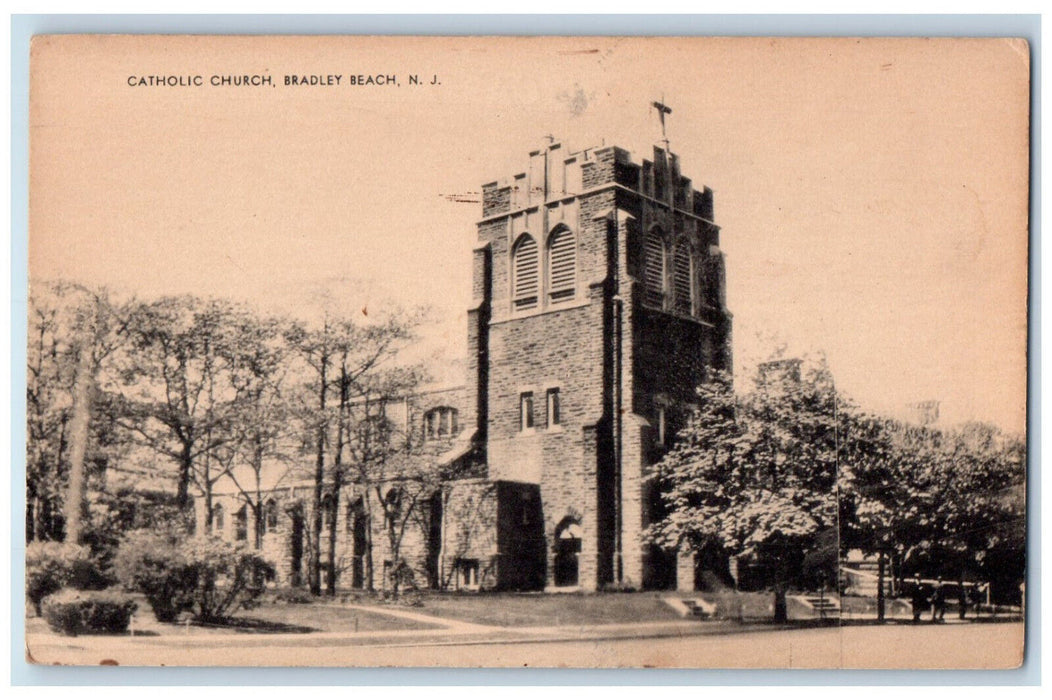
[651,100,672,150]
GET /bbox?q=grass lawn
[840,595,912,617]
[695,590,776,620]
[222,602,441,633]
[411,591,684,627]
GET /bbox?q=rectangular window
[546,388,560,427]
[656,406,667,446]
[520,392,534,431]
[455,558,480,590]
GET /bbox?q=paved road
[27,621,1023,669]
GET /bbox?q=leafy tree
[285,309,422,594]
[27,286,75,542]
[213,313,296,550]
[837,412,915,619]
[648,362,839,622]
[840,418,1026,610]
[27,282,131,544]
[112,296,253,520]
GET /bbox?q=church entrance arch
[554,518,582,587]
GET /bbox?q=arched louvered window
[643,229,667,309]
[512,234,539,311]
[548,227,576,303]
[672,240,694,315]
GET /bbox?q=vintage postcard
[25,35,1029,669]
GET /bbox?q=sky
[29,36,1030,433]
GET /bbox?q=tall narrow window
[672,240,694,315]
[321,494,334,529]
[643,229,667,309]
[546,388,561,428]
[212,504,224,532]
[548,227,576,302]
[265,499,278,532]
[235,505,248,541]
[520,392,535,431]
[656,406,667,446]
[512,234,539,311]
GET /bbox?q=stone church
[202,134,732,593]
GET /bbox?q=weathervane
[651,99,672,151]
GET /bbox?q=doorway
[289,507,305,588]
[554,519,582,587]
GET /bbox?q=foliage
[79,487,186,588]
[269,587,316,605]
[650,366,838,547]
[647,361,841,621]
[112,528,196,622]
[26,282,427,604]
[652,354,1027,610]
[285,309,426,595]
[111,296,293,518]
[25,541,92,615]
[113,529,273,623]
[41,588,137,636]
[839,417,1025,602]
[26,282,131,543]
[180,535,274,621]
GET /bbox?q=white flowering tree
[648,363,839,623]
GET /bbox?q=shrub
[114,530,273,623]
[271,587,315,605]
[113,529,196,622]
[80,490,181,588]
[181,536,273,622]
[25,542,92,616]
[41,589,137,636]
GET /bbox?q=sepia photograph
[23,34,1029,669]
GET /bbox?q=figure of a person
[911,574,927,623]
[931,577,946,622]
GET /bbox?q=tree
[213,313,296,550]
[27,282,130,544]
[836,412,920,621]
[27,286,74,542]
[342,371,431,595]
[840,417,1026,610]
[285,309,421,594]
[648,361,839,623]
[113,296,251,521]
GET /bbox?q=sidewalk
[25,601,773,665]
